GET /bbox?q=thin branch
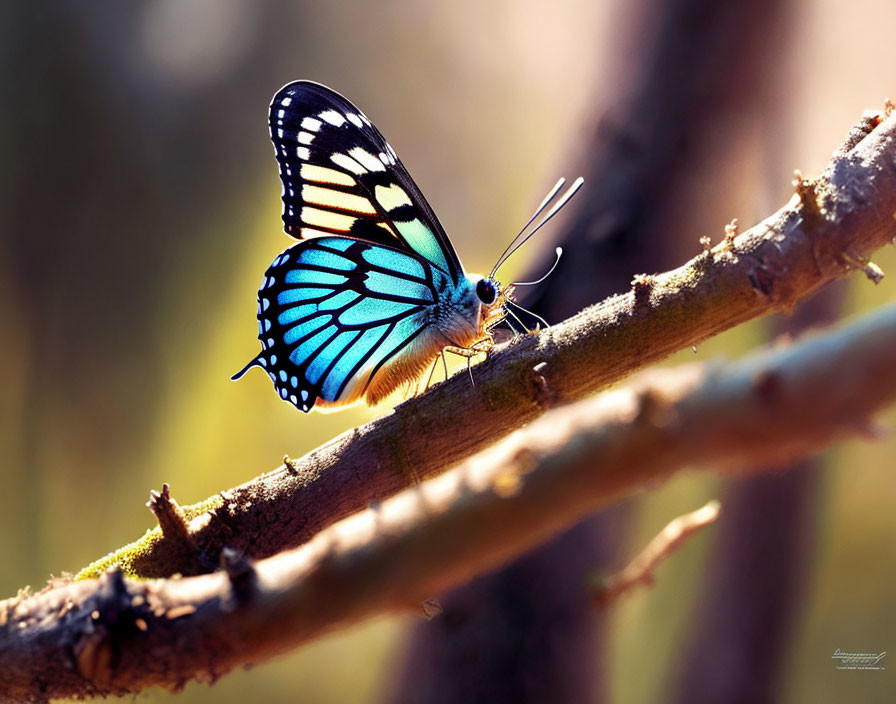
[5,300,896,701]
[76,107,896,580]
[591,501,721,607]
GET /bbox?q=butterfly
[233,80,581,412]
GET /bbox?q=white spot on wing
[349,147,386,172]
[281,97,293,107]
[319,110,346,127]
[301,116,322,132]
[297,146,310,160]
[298,131,315,145]
[331,153,367,175]
[346,113,364,128]
[301,226,341,239]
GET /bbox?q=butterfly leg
[442,344,485,359]
[423,354,441,393]
[441,350,449,382]
[442,338,494,389]
[442,347,477,388]
[442,337,494,359]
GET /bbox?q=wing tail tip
[231,355,261,381]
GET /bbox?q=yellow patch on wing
[301,164,356,187]
[301,207,357,232]
[302,185,376,215]
[374,183,413,212]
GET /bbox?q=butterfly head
[475,277,499,306]
[467,274,514,334]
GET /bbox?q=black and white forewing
[269,80,462,282]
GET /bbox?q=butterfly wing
[233,236,450,412]
[269,80,463,283]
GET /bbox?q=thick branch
[5,300,896,701]
[79,107,896,580]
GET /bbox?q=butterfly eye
[476,278,498,305]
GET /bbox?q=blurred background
[1,0,894,702]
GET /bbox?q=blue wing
[233,236,448,412]
[269,80,463,284]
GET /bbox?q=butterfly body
[233,80,506,412]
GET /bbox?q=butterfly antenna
[511,247,563,287]
[507,299,552,331]
[489,177,566,279]
[490,177,584,279]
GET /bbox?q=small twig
[723,218,739,248]
[840,250,885,284]
[147,484,186,541]
[591,501,721,607]
[146,484,195,563]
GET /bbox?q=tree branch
[591,501,721,607]
[75,106,896,581]
[5,299,896,701]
